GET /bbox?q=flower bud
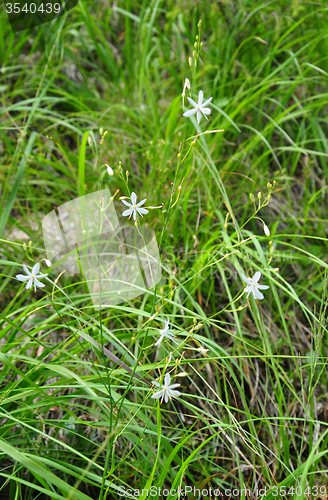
[45,259,52,267]
[258,191,262,200]
[107,165,114,176]
[185,77,190,89]
[263,224,270,237]
[188,57,192,67]
[88,136,93,148]
[267,182,272,190]
[193,50,196,57]
[198,20,202,28]
[194,42,197,49]
[249,193,255,202]
[99,127,104,136]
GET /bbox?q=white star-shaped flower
[16,263,48,293]
[151,373,181,404]
[240,271,270,301]
[121,192,148,221]
[183,90,213,124]
[155,319,178,347]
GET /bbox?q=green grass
[1,0,328,498]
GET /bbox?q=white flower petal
[253,271,261,283]
[164,391,169,403]
[121,200,133,208]
[35,274,48,279]
[22,264,30,276]
[155,336,164,347]
[32,263,40,275]
[16,274,29,282]
[26,277,33,290]
[122,208,133,218]
[198,90,204,105]
[169,389,181,398]
[136,207,148,216]
[164,373,171,386]
[240,274,251,285]
[183,108,197,118]
[137,198,147,207]
[257,284,270,290]
[202,97,213,107]
[131,192,137,205]
[197,110,202,124]
[201,107,212,116]
[186,97,197,108]
[34,278,46,288]
[132,209,137,221]
[254,289,264,300]
[151,390,163,400]
[168,383,181,390]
